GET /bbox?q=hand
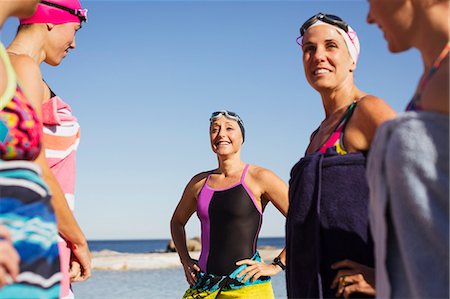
[0,226,20,288]
[70,243,91,282]
[182,259,200,287]
[69,256,82,282]
[331,259,375,298]
[235,258,281,283]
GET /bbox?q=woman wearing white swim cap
[286,13,396,298]
[7,1,90,298]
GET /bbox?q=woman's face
[302,25,355,92]
[367,0,414,53]
[45,22,81,66]
[209,116,243,156]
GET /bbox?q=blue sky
[1,1,422,240]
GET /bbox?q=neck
[319,83,362,118]
[415,1,450,70]
[7,27,46,64]
[217,155,245,177]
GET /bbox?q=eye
[303,45,315,53]
[226,127,234,131]
[326,42,338,49]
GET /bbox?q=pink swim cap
[20,0,87,25]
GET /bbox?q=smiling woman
[286,12,396,299]
[170,110,289,298]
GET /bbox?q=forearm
[170,219,192,265]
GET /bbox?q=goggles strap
[40,0,86,22]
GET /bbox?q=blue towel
[286,147,374,298]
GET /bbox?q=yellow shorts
[183,281,274,299]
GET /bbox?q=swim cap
[210,110,245,143]
[20,0,87,25]
[307,20,360,64]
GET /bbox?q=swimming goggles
[210,110,244,126]
[40,0,88,23]
[299,13,348,36]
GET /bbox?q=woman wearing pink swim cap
[7,1,90,298]
[286,13,396,298]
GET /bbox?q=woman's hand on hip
[331,259,375,298]
[235,258,281,283]
[182,258,200,287]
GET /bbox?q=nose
[312,45,326,63]
[70,36,76,49]
[366,9,374,24]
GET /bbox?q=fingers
[69,260,82,282]
[0,241,20,281]
[331,269,358,289]
[235,259,256,266]
[0,226,12,242]
[183,260,200,286]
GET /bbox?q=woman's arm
[237,167,289,282]
[170,174,204,286]
[10,55,91,281]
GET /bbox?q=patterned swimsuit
[0,42,60,298]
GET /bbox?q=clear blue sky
[1,1,422,240]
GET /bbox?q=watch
[272,256,286,270]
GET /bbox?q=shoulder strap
[0,43,18,110]
[240,164,250,183]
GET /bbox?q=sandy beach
[91,247,283,271]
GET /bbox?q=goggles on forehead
[299,13,348,37]
[40,0,88,23]
[210,110,245,142]
[210,110,244,125]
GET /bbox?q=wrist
[272,256,286,271]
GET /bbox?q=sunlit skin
[209,116,243,158]
[367,0,449,114]
[302,25,355,93]
[44,22,80,66]
[366,0,414,53]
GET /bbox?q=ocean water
[87,237,285,253]
[73,238,287,298]
[72,269,287,298]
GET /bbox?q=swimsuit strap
[240,164,250,184]
[406,41,450,111]
[0,42,18,109]
[318,101,358,154]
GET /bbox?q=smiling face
[44,22,81,66]
[302,25,356,92]
[366,0,414,53]
[209,116,243,157]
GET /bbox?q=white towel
[367,111,449,298]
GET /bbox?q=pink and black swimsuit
[196,164,262,276]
